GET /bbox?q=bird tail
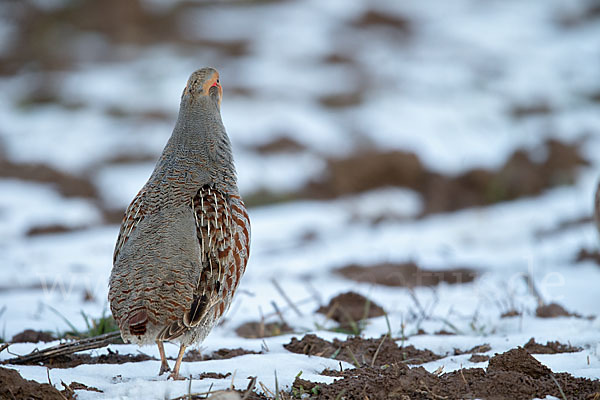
[128,308,148,336]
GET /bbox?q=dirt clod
[509,101,554,119]
[316,292,385,330]
[235,321,293,339]
[15,348,155,369]
[0,366,73,400]
[488,347,551,378]
[336,262,477,287]
[26,224,85,237]
[453,344,491,355]
[61,381,103,394]
[185,348,260,362]
[523,337,583,354]
[536,302,580,318]
[576,248,600,265]
[468,354,490,363]
[301,140,588,215]
[318,92,364,109]
[251,136,306,154]
[500,309,521,318]
[304,347,600,399]
[0,159,98,199]
[11,330,56,343]
[196,372,232,380]
[353,10,413,37]
[284,334,441,367]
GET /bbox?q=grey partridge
[108,68,250,380]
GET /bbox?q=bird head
[182,67,223,108]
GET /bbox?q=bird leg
[168,344,187,380]
[156,340,171,375]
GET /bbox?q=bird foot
[167,372,185,381]
[159,364,171,376]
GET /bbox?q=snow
[1,0,600,398]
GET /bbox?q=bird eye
[216,79,220,84]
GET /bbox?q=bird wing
[157,184,250,341]
[113,189,147,264]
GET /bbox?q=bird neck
[157,96,238,194]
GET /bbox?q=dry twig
[2,331,121,365]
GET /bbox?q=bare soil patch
[335,262,477,287]
[295,347,600,399]
[8,348,154,369]
[284,334,441,367]
[25,224,87,237]
[251,136,307,154]
[235,321,293,339]
[61,381,103,396]
[0,0,248,74]
[184,348,260,362]
[523,337,583,354]
[453,344,491,356]
[0,366,74,400]
[0,159,98,199]
[316,292,385,331]
[11,329,56,343]
[301,139,588,215]
[576,248,600,265]
[535,302,583,318]
[509,101,554,119]
[194,372,231,380]
[500,309,521,318]
[468,354,490,363]
[353,10,413,38]
[318,92,364,109]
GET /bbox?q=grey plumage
[108,67,250,379]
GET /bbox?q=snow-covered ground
[1,0,600,398]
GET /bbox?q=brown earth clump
[184,348,260,362]
[295,347,600,399]
[576,248,600,265]
[488,347,551,378]
[252,136,307,154]
[316,292,385,330]
[11,329,56,343]
[0,159,98,199]
[335,262,477,287]
[509,101,554,119]
[453,344,491,355]
[8,348,154,369]
[25,224,86,237]
[61,381,103,396]
[235,321,293,339]
[353,10,413,38]
[0,366,75,400]
[195,372,232,380]
[318,92,364,109]
[0,0,248,74]
[468,354,490,363]
[500,309,521,318]
[434,330,456,336]
[284,334,441,367]
[523,337,583,354]
[536,303,581,318]
[302,139,588,215]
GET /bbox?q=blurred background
[1,0,600,336]
[1,0,600,219]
